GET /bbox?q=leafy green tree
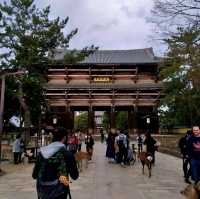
[74,112,88,130]
[115,111,128,130]
[159,25,200,127]
[102,111,128,132]
[0,0,97,128]
[150,0,200,129]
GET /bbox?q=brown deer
[181,181,200,199]
[75,151,90,172]
[138,152,153,178]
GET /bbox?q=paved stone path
[0,143,186,199]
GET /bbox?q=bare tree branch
[152,0,200,27]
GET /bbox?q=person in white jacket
[12,134,21,164]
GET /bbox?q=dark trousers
[54,192,71,199]
[37,185,72,199]
[78,144,82,152]
[138,144,143,153]
[183,157,191,180]
[152,151,155,164]
[118,147,127,164]
[38,192,71,199]
[14,152,20,164]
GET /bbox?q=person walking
[136,134,143,154]
[187,126,200,184]
[67,132,79,154]
[178,130,192,184]
[115,130,128,165]
[100,129,105,143]
[106,133,116,163]
[143,132,157,165]
[85,133,95,160]
[19,138,25,163]
[76,129,84,152]
[32,127,79,199]
[12,134,21,164]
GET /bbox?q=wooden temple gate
[45,48,162,134]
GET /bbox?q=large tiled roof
[53,48,160,64]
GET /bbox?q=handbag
[37,180,71,199]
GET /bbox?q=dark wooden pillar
[128,110,134,134]
[110,106,116,134]
[65,107,74,132]
[153,105,159,134]
[128,106,138,134]
[88,106,94,134]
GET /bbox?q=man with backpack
[32,127,79,199]
[115,130,128,165]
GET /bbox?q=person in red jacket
[67,132,79,154]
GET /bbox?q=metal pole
[0,75,5,165]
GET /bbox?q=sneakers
[120,162,126,167]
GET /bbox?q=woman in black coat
[143,132,157,164]
[106,133,116,162]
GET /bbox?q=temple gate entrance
[45,48,162,134]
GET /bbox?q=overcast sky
[1,0,165,55]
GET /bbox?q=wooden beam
[45,92,161,96]
[48,69,65,72]
[48,74,66,77]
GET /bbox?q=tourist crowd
[16,125,200,199]
[105,129,158,166]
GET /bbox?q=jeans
[191,159,200,183]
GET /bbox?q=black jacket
[144,137,156,153]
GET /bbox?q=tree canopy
[102,111,128,132]
[0,0,97,127]
[151,0,200,128]
[74,112,88,131]
[159,25,200,127]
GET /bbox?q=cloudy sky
[1,0,164,55]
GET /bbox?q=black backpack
[33,150,72,199]
[178,136,187,155]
